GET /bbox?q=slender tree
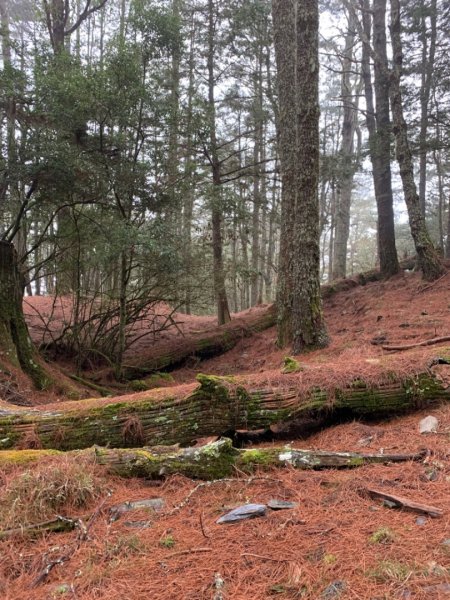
[389,0,443,281]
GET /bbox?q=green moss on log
[0,361,448,451]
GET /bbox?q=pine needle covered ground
[0,270,449,599]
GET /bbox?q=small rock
[419,415,438,434]
[124,520,152,529]
[416,516,427,526]
[358,435,374,447]
[109,498,165,522]
[382,499,398,509]
[322,580,346,599]
[424,468,438,482]
[267,499,297,510]
[421,310,428,316]
[217,503,267,524]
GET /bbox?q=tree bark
[418,0,437,217]
[207,0,231,326]
[332,10,359,280]
[1,356,448,450]
[389,0,444,282]
[273,0,328,352]
[361,0,399,278]
[272,0,296,347]
[0,241,52,389]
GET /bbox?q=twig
[416,269,449,293]
[167,547,211,558]
[382,336,450,352]
[31,491,112,587]
[199,510,211,539]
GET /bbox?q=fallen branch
[416,269,449,294]
[94,440,427,480]
[0,516,79,540]
[382,337,450,352]
[31,490,111,586]
[364,488,443,517]
[167,547,212,558]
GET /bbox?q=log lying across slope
[0,350,448,451]
[122,305,277,379]
[121,258,418,378]
[0,439,427,481]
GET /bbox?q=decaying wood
[0,440,427,485]
[382,336,450,352]
[93,439,427,479]
[365,488,443,517]
[122,305,277,379]
[120,259,417,378]
[0,515,79,540]
[0,356,449,451]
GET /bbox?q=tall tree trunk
[273,0,328,352]
[389,0,443,281]
[332,11,358,280]
[272,0,296,347]
[182,9,196,315]
[418,0,437,217]
[207,0,231,325]
[290,0,328,353]
[361,0,399,278]
[250,53,264,306]
[166,0,182,231]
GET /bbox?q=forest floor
[0,269,449,599]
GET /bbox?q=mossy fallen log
[121,304,277,379]
[94,439,427,479]
[121,259,417,378]
[0,440,426,484]
[0,354,448,451]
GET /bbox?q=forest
[0,0,449,598]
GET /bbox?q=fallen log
[0,356,448,451]
[94,439,427,479]
[0,439,426,483]
[121,259,418,378]
[0,516,79,540]
[121,304,277,379]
